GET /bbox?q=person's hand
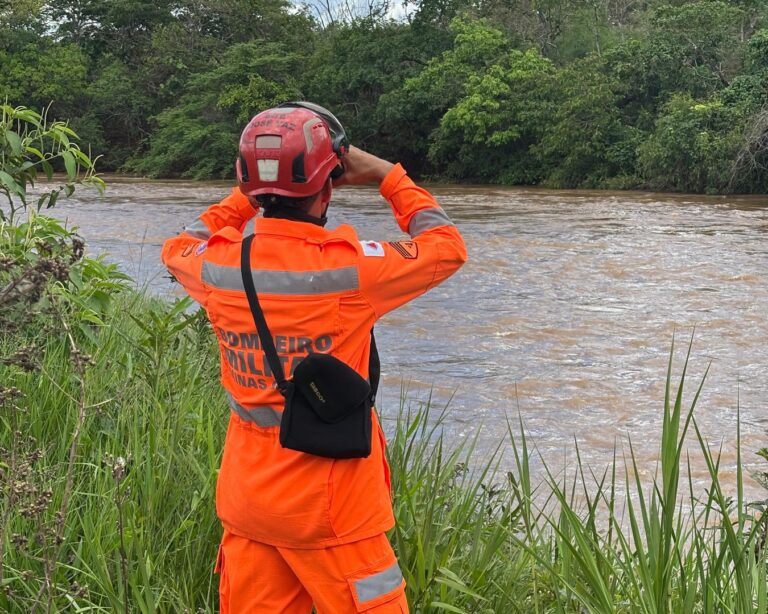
[332,146,394,187]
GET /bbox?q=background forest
[2,0,768,193]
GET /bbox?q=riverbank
[2,217,767,611]
[53,171,768,200]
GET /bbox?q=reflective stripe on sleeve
[202,262,359,295]
[183,217,212,240]
[228,393,282,427]
[354,562,404,605]
[407,207,454,237]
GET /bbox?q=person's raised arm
[338,147,467,317]
[161,188,259,306]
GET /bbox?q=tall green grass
[1,294,766,612]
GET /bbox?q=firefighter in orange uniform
[161,103,467,613]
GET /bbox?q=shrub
[0,104,103,223]
[637,95,745,193]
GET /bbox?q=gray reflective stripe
[228,393,282,427]
[184,217,212,240]
[354,562,404,604]
[303,117,322,153]
[408,207,454,237]
[202,261,359,295]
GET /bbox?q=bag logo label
[309,381,326,403]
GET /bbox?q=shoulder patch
[359,240,385,257]
[389,241,419,259]
[195,242,208,256]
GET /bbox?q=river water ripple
[42,177,768,499]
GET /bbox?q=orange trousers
[216,530,409,613]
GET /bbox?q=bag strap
[369,330,380,403]
[240,234,290,395]
[240,233,381,401]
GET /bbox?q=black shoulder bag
[240,234,378,459]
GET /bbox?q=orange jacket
[162,164,467,548]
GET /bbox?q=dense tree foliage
[2,0,768,192]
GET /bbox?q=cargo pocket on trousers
[214,545,229,614]
[347,559,406,611]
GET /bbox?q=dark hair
[255,192,319,211]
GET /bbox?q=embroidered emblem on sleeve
[359,240,385,257]
[388,241,419,259]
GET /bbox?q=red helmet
[237,106,339,199]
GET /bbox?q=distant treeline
[2,0,768,192]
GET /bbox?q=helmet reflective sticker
[256,135,282,149]
[257,159,279,181]
[303,117,322,153]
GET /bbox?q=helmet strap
[263,205,328,227]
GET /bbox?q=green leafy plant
[637,95,745,192]
[0,212,130,338]
[0,104,104,223]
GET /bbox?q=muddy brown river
[43,177,768,499]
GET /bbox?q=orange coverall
[162,164,467,612]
